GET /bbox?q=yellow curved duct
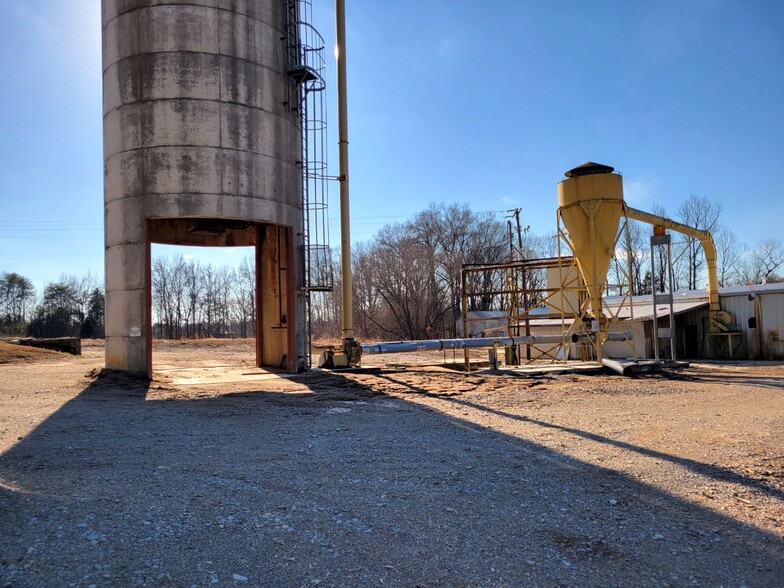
[623,206,725,331]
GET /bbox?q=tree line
[313,199,783,341]
[0,272,104,338]
[3,197,781,342]
[312,203,560,342]
[0,257,258,340]
[151,256,256,339]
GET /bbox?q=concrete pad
[153,363,294,385]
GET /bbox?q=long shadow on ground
[372,372,784,502]
[0,369,781,587]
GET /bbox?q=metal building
[464,283,784,362]
[718,283,784,359]
[102,1,328,376]
[603,284,784,360]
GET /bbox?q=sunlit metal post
[335,0,355,349]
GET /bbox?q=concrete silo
[102,0,311,376]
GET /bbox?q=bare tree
[610,220,649,295]
[338,205,507,340]
[410,204,507,335]
[737,239,784,284]
[236,256,256,338]
[371,224,450,339]
[59,272,100,324]
[198,263,219,337]
[151,254,260,339]
[214,266,235,337]
[650,203,670,293]
[350,242,383,339]
[715,227,744,287]
[181,261,200,338]
[152,256,179,338]
[674,195,723,290]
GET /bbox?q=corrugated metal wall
[720,291,784,359]
[519,324,576,360]
[605,320,649,359]
[463,289,783,361]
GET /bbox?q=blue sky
[1,0,782,294]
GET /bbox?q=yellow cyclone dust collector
[557,162,623,346]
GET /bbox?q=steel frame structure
[555,210,637,363]
[461,255,586,369]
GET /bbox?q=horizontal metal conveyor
[360,332,631,355]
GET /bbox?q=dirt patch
[153,338,256,352]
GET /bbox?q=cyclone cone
[557,164,624,332]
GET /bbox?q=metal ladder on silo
[283,0,334,365]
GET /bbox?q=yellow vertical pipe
[335,0,354,342]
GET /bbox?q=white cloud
[502,196,515,205]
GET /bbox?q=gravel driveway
[1,343,782,586]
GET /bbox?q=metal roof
[470,283,782,330]
[564,161,615,178]
[718,283,784,296]
[604,297,708,322]
[466,307,552,319]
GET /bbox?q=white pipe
[361,332,632,355]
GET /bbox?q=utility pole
[505,208,529,258]
[507,220,514,262]
[505,207,531,361]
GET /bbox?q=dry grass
[0,341,66,364]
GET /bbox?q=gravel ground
[1,341,782,587]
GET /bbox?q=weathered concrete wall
[102,0,305,375]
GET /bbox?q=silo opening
[147,218,297,383]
